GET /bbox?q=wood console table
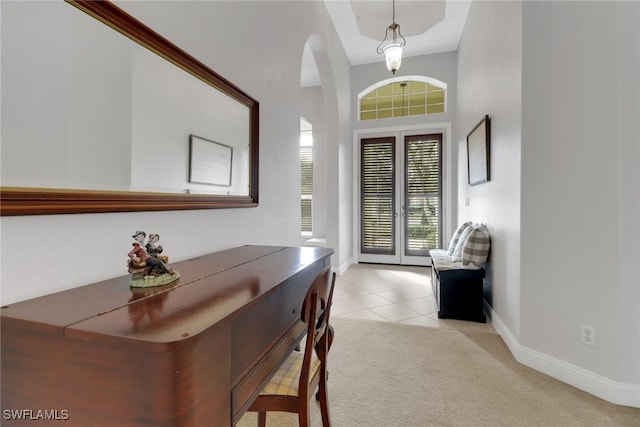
[1,245,333,426]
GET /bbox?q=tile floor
[333,262,497,334]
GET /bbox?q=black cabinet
[431,265,486,323]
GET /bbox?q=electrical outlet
[580,324,596,347]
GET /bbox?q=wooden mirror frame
[0,0,259,216]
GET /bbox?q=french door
[359,133,442,266]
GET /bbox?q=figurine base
[129,271,180,288]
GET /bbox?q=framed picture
[189,135,233,186]
[467,115,491,186]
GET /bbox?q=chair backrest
[298,265,336,392]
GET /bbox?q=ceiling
[302,0,472,87]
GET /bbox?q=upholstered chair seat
[261,349,321,397]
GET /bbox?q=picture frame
[466,115,491,186]
[189,135,233,186]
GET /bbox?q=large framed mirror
[1,0,259,215]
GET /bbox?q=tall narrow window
[300,118,313,235]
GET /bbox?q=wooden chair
[247,266,336,427]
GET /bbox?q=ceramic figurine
[127,231,180,287]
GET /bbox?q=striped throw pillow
[447,221,472,255]
[461,224,491,267]
[451,224,474,261]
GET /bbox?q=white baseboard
[486,302,640,408]
[337,257,353,276]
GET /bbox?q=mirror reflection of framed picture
[467,115,491,186]
[189,135,233,186]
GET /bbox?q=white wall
[130,46,250,195]
[2,1,250,196]
[303,31,354,273]
[456,0,523,340]
[1,1,132,190]
[458,0,639,406]
[0,1,353,304]
[521,0,640,400]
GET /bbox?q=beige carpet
[236,318,640,427]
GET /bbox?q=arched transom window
[358,76,446,121]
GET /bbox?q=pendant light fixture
[376,0,406,74]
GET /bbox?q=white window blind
[300,122,313,235]
[300,145,313,234]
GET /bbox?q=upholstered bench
[429,222,490,323]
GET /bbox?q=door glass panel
[360,138,395,255]
[404,135,442,256]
